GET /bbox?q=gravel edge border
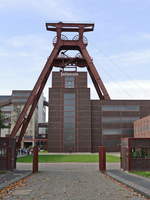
[0,171,32,191]
[106,171,150,199]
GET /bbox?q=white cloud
[142,33,150,39]
[95,48,150,66]
[0,34,51,61]
[89,80,150,100]
[1,34,49,49]
[0,0,79,21]
[0,0,25,8]
[110,50,150,65]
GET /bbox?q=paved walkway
[107,169,150,199]
[0,163,147,200]
[0,170,31,190]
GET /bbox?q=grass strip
[17,154,120,163]
[0,171,7,174]
[131,171,150,178]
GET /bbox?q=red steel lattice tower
[10,22,110,148]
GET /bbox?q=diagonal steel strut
[10,44,60,142]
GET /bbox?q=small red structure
[121,137,150,171]
[99,146,106,172]
[0,137,16,170]
[32,146,39,173]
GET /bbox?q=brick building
[0,90,46,148]
[134,115,150,138]
[48,71,150,152]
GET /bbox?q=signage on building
[61,72,79,77]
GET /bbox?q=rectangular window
[64,105,75,111]
[64,93,75,99]
[64,112,75,117]
[0,148,6,157]
[102,105,140,112]
[64,123,75,129]
[63,129,75,134]
[12,93,30,97]
[102,128,133,135]
[12,99,27,103]
[64,93,75,148]
[64,99,75,105]
[103,129,121,135]
[65,77,75,88]
[102,117,139,123]
[1,105,13,112]
[64,117,75,123]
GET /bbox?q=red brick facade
[48,71,150,152]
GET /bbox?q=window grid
[102,105,140,112]
[64,93,75,147]
[65,77,75,88]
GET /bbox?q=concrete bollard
[99,146,106,172]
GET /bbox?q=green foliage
[17,154,120,163]
[131,171,150,178]
[0,109,6,129]
[0,170,7,174]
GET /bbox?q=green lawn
[131,171,150,178]
[0,171,7,174]
[17,154,120,163]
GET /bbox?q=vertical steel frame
[10,22,110,148]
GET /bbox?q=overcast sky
[0,0,150,100]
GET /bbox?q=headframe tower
[10,22,110,148]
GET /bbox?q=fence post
[33,146,39,173]
[99,146,106,172]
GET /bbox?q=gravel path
[1,163,146,200]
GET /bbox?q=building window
[65,77,75,88]
[102,105,140,112]
[102,116,139,123]
[64,93,75,99]
[64,105,75,111]
[102,128,133,135]
[0,105,13,112]
[63,93,75,149]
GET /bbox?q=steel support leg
[80,47,110,100]
[10,44,60,138]
[17,67,53,148]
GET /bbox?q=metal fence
[121,137,150,171]
[0,137,16,170]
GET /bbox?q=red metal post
[33,146,39,173]
[99,146,106,172]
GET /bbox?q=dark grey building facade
[48,71,150,152]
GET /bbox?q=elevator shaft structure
[10,22,110,148]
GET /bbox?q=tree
[0,108,6,137]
